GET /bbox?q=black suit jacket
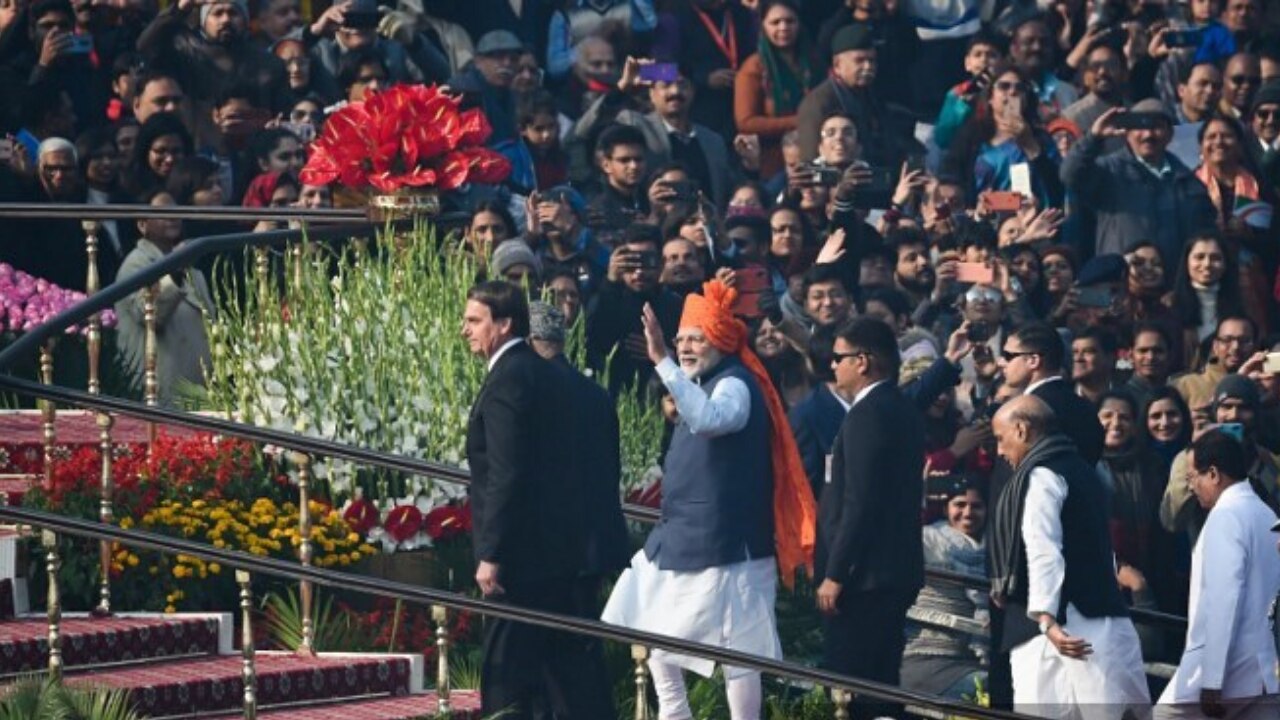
[555,356,630,577]
[817,382,925,594]
[1032,378,1105,466]
[466,342,586,583]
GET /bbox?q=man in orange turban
[601,280,816,720]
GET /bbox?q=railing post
[832,687,850,720]
[432,604,450,713]
[237,569,257,720]
[43,529,62,683]
[292,452,315,656]
[631,645,650,720]
[39,339,56,491]
[84,219,114,618]
[142,284,158,451]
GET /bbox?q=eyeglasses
[1000,349,1039,362]
[1228,74,1261,85]
[1256,108,1280,120]
[832,351,868,364]
[993,80,1024,94]
[1214,334,1254,346]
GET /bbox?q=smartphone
[905,155,926,175]
[967,321,993,343]
[850,165,897,209]
[1112,112,1166,130]
[663,179,699,203]
[66,34,93,54]
[984,191,1023,212]
[281,121,315,144]
[1217,423,1245,442]
[804,162,841,186]
[638,62,678,84]
[1076,285,1115,308]
[1264,352,1280,375]
[732,265,770,319]
[956,262,995,285]
[1164,28,1203,48]
[635,250,661,270]
[343,9,380,29]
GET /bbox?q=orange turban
[679,280,817,588]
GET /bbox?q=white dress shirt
[656,357,750,437]
[487,338,524,372]
[851,379,888,408]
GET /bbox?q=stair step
[66,652,415,717]
[0,615,222,675]
[257,690,483,719]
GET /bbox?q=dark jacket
[584,280,683,395]
[789,383,847,500]
[663,1,757,142]
[1060,134,1217,264]
[137,5,289,111]
[448,64,517,146]
[795,77,919,166]
[466,342,586,583]
[554,356,630,577]
[818,381,925,594]
[1032,377,1105,466]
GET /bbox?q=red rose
[383,505,424,543]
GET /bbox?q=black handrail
[0,205,1184,630]
[0,202,367,221]
[0,504,1040,720]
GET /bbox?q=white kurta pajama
[602,357,783,680]
[1010,467,1151,720]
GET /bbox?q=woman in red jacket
[733,0,816,178]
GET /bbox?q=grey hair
[37,137,77,165]
[995,394,1056,439]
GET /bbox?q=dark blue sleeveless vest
[643,357,774,572]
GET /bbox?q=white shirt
[656,357,750,437]
[1022,466,1070,619]
[487,338,524,372]
[852,379,888,408]
[1025,375,1065,397]
[1161,481,1280,702]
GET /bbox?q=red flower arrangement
[382,505,424,544]
[299,84,511,193]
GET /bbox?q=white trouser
[648,657,762,720]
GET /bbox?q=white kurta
[600,357,782,681]
[1010,467,1151,720]
[1158,481,1280,711]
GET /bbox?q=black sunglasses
[1000,349,1040,362]
[832,351,869,364]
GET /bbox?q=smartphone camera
[967,321,993,344]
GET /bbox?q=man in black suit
[462,281,609,720]
[998,323,1104,465]
[816,318,925,719]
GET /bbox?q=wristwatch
[1038,617,1055,635]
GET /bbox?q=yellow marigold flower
[149,566,158,575]
[164,605,176,614]
[119,517,135,529]
[127,554,139,567]
[173,566,188,579]
[359,544,376,554]
[209,563,221,574]
[347,533,359,543]
[349,551,361,562]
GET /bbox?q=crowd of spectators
[3,0,1280,703]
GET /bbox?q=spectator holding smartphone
[1061,102,1216,262]
[934,32,1004,151]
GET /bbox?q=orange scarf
[680,280,816,588]
[1195,165,1261,211]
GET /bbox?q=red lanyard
[693,6,738,70]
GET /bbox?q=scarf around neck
[758,38,811,116]
[989,433,1079,602]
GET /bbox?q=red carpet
[68,652,412,716]
[258,690,482,719]
[0,616,220,674]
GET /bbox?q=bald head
[992,395,1055,468]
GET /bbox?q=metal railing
[0,202,1186,718]
[0,504,1044,720]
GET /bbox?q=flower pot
[341,548,448,611]
[366,190,442,223]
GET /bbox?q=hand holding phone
[1263,352,1280,375]
[732,265,770,319]
[956,262,995,285]
[1075,285,1115,308]
[983,191,1024,213]
[638,62,678,84]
